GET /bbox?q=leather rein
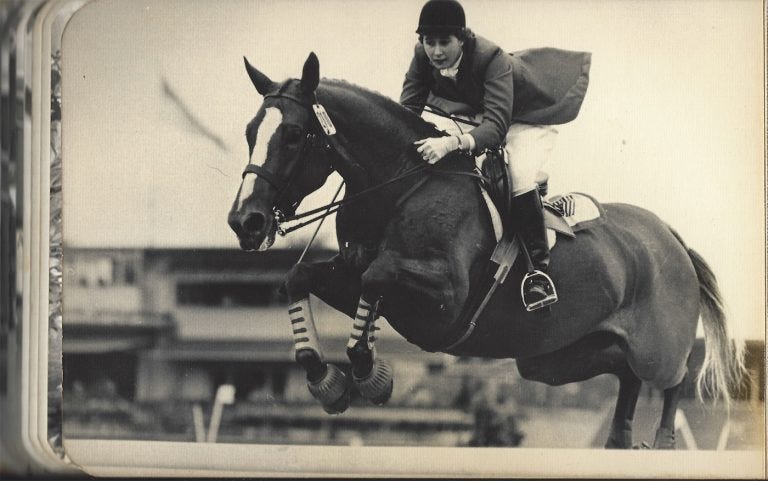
[243,92,486,236]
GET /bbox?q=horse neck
[319,86,422,188]
[316,85,433,246]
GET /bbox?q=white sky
[61,0,764,339]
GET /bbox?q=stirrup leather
[521,270,558,311]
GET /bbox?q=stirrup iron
[521,270,558,311]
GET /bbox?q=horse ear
[300,52,320,94]
[243,57,275,96]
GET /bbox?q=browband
[264,91,309,107]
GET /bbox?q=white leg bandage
[289,298,322,356]
[347,298,378,351]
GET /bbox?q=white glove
[414,136,460,164]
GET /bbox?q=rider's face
[422,35,464,69]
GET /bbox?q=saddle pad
[481,188,603,248]
[546,192,604,232]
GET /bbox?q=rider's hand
[414,136,459,164]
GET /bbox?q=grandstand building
[62,247,764,449]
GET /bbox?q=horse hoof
[307,363,351,414]
[604,429,633,449]
[321,388,351,415]
[652,427,676,450]
[370,378,394,405]
[354,359,393,405]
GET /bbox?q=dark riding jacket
[400,31,592,153]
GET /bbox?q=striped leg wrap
[289,298,322,357]
[346,299,379,350]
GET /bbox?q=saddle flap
[479,148,511,221]
[546,193,604,233]
[480,151,551,224]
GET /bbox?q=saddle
[477,148,607,272]
[479,147,512,226]
[478,148,555,233]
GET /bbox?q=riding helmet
[416,0,466,36]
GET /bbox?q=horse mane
[317,78,441,139]
[245,77,442,155]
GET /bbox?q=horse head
[228,53,335,251]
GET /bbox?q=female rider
[400,0,590,311]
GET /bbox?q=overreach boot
[510,189,558,311]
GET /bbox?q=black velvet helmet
[416,0,466,36]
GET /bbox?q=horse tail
[669,227,746,406]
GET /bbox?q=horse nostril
[243,212,266,234]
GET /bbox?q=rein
[277,161,487,236]
[276,162,429,235]
[255,93,487,237]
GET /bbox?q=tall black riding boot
[510,189,558,311]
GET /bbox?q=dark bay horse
[228,53,745,449]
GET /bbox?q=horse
[227,52,745,449]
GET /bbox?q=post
[192,403,206,443]
[206,384,235,443]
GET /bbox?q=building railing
[65,309,173,329]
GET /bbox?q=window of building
[176,281,282,307]
[72,255,138,287]
[63,352,138,401]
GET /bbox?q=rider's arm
[465,52,515,154]
[400,43,432,114]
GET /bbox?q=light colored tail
[670,228,746,405]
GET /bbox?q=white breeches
[504,124,558,196]
[421,111,558,197]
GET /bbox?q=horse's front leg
[283,256,361,414]
[345,296,393,405]
[345,250,464,405]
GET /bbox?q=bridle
[241,92,334,220]
[242,92,486,236]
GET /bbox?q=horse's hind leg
[283,256,361,414]
[605,366,642,449]
[652,376,686,449]
[515,332,642,449]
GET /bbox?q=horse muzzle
[228,208,277,252]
